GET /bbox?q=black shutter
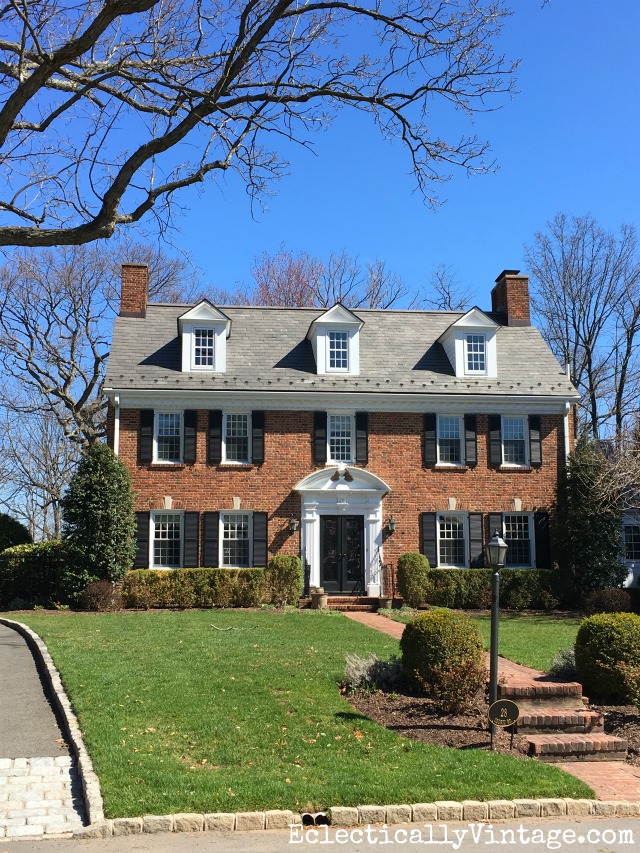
[488,513,503,541]
[314,411,327,464]
[252,512,268,567]
[529,415,542,467]
[469,512,484,567]
[208,410,222,464]
[183,410,197,464]
[355,412,368,464]
[489,415,502,468]
[534,511,551,568]
[423,414,437,467]
[139,410,154,464]
[134,512,150,568]
[202,512,219,567]
[183,512,199,567]
[420,512,438,567]
[252,411,265,464]
[464,415,478,467]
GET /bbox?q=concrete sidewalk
[343,611,640,802]
[0,622,85,839]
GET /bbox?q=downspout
[563,401,571,465]
[114,395,120,457]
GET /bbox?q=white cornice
[104,387,576,415]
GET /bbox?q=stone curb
[71,799,640,837]
[0,618,105,826]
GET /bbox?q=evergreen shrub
[582,588,633,615]
[0,513,32,553]
[121,568,266,609]
[575,612,640,701]
[0,541,90,607]
[265,555,303,606]
[397,553,431,607]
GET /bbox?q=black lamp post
[486,528,508,743]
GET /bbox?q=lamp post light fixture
[388,516,397,534]
[487,528,508,746]
[288,515,299,534]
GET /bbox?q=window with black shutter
[202,512,219,567]
[252,411,265,464]
[139,410,154,464]
[183,410,197,464]
[355,412,368,464]
[134,512,150,568]
[423,414,436,467]
[529,416,543,467]
[469,512,484,567]
[489,416,502,467]
[313,411,327,464]
[252,512,268,567]
[488,512,503,543]
[464,415,478,467]
[420,512,438,567]
[208,410,222,464]
[183,512,200,567]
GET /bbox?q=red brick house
[106,266,578,598]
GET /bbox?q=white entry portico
[294,464,390,596]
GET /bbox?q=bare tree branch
[0,0,517,246]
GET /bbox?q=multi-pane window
[624,524,640,560]
[156,413,182,462]
[437,416,462,464]
[152,513,182,567]
[222,513,250,567]
[193,328,215,368]
[224,413,250,463]
[465,334,486,373]
[502,417,527,465]
[504,514,532,567]
[328,331,349,371]
[328,414,353,462]
[438,515,466,566]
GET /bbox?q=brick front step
[527,734,628,762]
[517,708,604,734]
[300,597,380,612]
[498,680,584,708]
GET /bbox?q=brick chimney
[490,269,530,326]
[120,263,148,317]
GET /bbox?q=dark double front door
[320,515,365,594]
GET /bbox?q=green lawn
[379,610,581,672]
[14,610,591,816]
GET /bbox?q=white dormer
[306,303,364,376]
[437,307,499,379]
[178,301,231,373]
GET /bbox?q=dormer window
[328,330,349,371]
[306,304,363,376]
[465,334,486,374]
[178,301,231,373]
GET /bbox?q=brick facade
[491,270,531,326]
[111,407,570,572]
[119,265,148,317]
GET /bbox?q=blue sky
[170,0,640,307]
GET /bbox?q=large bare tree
[0,1,516,247]
[525,213,640,440]
[0,241,201,445]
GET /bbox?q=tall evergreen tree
[62,444,136,582]
[554,435,626,603]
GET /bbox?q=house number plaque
[488,699,519,727]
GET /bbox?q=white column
[301,501,320,588]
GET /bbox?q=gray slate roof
[105,304,578,399]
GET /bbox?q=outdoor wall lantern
[388,516,397,534]
[487,529,508,746]
[288,515,300,534]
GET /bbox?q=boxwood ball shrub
[264,555,303,606]
[400,608,486,712]
[397,552,431,607]
[575,612,640,701]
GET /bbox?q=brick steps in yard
[517,708,604,734]
[526,733,628,762]
[300,597,379,612]
[498,678,585,708]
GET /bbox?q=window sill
[218,462,254,469]
[434,464,469,472]
[497,465,533,473]
[148,462,186,468]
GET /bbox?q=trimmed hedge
[575,612,640,701]
[406,568,560,611]
[0,541,92,607]
[397,553,431,607]
[121,568,267,609]
[264,555,303,607]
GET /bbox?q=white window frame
[464,333,487,375]
[153,412,184,464]
[149,511,183,569]
[436,415,464,466]
[623,518,640,561]
[191,327,216,370]
[437,513,468,568]
[221,412,252,464]
[502,512,535,568]
[501,416,529,467]
[326,329,350,373]
[327,413,355,464]
[219,511,253,568]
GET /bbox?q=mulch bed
[345,685,640,765]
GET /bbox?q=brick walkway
[343,611,640,801]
